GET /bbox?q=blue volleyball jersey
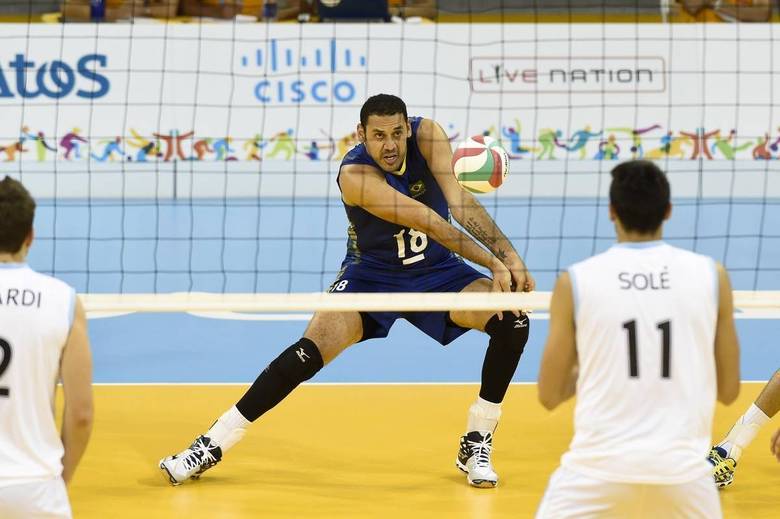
[337,116,454,269]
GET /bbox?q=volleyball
[451,135,510,194]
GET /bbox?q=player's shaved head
[609,160,670,234]
[360,94,408,128]
[0,176,35,253]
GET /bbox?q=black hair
[359,94,408,128]
[609,160,670,234]
[0,176,36,253]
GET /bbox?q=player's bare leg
[159,312,363,485]
[709,368,780,488]
[450,278,530,488]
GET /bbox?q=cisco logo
[242,39,365,104]
[0,54,109,99]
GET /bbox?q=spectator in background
[272,0,315,21]
[316,0,389,21]
[61,0,179,22]
[278,1,439,23]
[388,0,438,20]
[675,0,773,22]
[83,0,436,22]
[178,0,311,21]
[265,0,439,23]
[178,0,242,18]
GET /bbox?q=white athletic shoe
[159,435,223,486]
[456,431,498,488]
[708,446,737,489]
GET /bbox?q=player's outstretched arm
[60,297,94,485]
[339,164,512,291]
[714,262,740,405]
[418,119,534,292]
[538,272,578,410]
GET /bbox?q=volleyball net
[1,4,779,314]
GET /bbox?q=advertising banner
[0,23,778,197]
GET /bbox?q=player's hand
[489,259,522,319]
[771,428,780,462]
[489,259,512,293]
[506,259,535,293]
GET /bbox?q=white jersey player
[0,176,94,519]
[536,160,741,518]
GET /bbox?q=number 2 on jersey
[622,320,671,379]
[0,337,11,397]
[393,228,428,265]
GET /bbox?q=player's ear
[663,203,672,221]
[23,227,34,252]
[609,205,627,236]
[357,124,365,143]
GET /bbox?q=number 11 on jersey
[622,320,671,379]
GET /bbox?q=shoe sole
[159,458,183,486]
[715,476,734,490]
[455,459,498,488]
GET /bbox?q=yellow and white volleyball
[320,0,342,6]
[451,135,510,194]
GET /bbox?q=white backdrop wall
[0,23,779,197]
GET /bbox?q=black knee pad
[268,337,324,384]
[485,311,530,354]
[236,338,325,422]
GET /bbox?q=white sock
[718,404,770,461]
[466,397,502,433]
[742,403,771,427]
[206,406,250,453]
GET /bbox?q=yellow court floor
[65,383,778,518]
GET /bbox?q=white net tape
[80,291,780,315]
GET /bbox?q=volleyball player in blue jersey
[160,94,534,488]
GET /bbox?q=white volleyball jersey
[561,241,719,484]
[0,263,76,487]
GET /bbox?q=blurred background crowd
[0,1,776,24]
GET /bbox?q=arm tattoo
[464,217,498,247]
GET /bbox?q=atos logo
[0,54,109,99]
[242,39,366,104]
